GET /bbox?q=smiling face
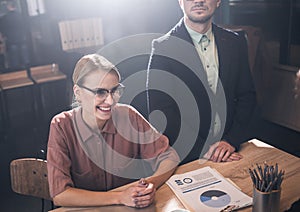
[74,69,120,130]
[179,0,221,26]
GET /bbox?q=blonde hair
[72,54,121,85]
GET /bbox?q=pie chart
[200,190,231,208]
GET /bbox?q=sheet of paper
[166,166,252,212]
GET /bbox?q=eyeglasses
[79,83,125,101]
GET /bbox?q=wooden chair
[0,70,36,139]
[30,64,66,83]
[10,158,52,211]
[30,64,69,127]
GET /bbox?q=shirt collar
[101,116,117,134]
[74,107,117,143]
[184,23,213,44]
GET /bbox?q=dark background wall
[32,0,300,68]
[1,0,299,73]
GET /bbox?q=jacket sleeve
[221,33,257,149]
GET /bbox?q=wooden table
[30,64,69,125]
[0,70,33,90]
[50,139,300,212]
[0,70,35,138]
[30,64,67,84]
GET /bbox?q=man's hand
[204,141,243,162]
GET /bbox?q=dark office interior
[0,0,299,211]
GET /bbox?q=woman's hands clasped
[121,178,156,208]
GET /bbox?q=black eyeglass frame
[78,83,125,100]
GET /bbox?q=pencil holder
[252,186,281,212]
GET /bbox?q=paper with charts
[166,166,252,212]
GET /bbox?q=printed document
[166,166,252,212]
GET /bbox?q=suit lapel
[170,19,208,82]
[213,24,231,90]
[170,18,194,46]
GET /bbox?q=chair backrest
[10,158,52,200]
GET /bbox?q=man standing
[147,0,256,164]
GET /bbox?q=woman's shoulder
[114,103,147,121]
[113,103,149,127]
[50,108,78,126]
[114,103,139,114]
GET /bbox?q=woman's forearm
[53,160,178,207]
[147,159,178,188]
[53,187,122,207]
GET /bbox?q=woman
[47,54,179,208]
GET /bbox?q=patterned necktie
[199,35,210,51]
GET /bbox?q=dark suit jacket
[147,19,256,164]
